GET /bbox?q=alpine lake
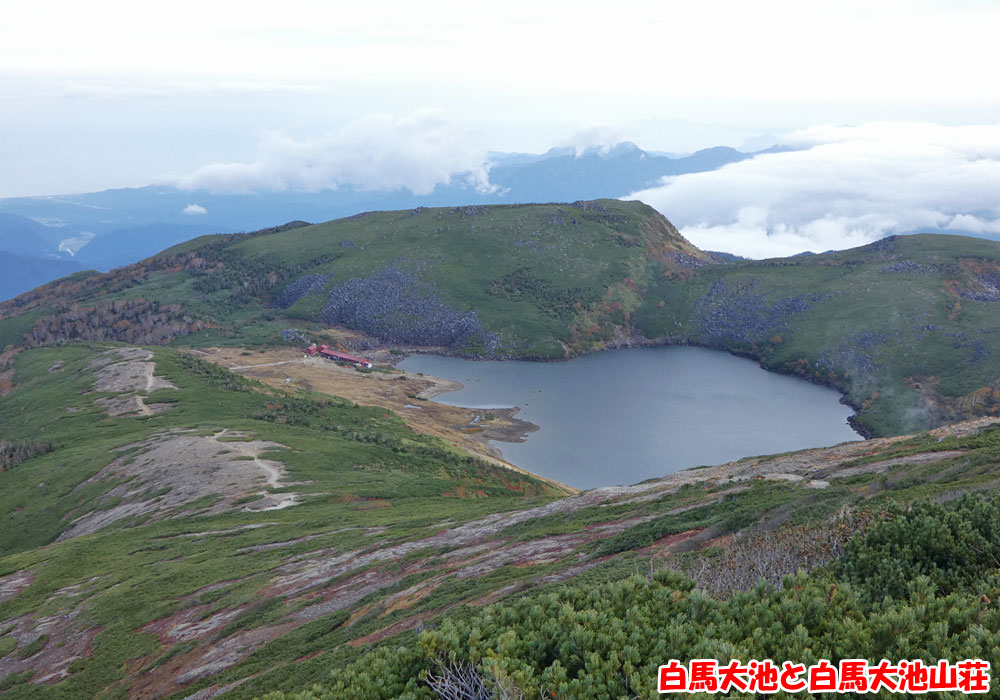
[399,346,861,489]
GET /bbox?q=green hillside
[0,201,706,357]
[271,495,1000,700]
[634,233,1000,436]
[0,342,999,698]
[3,202,1000,437]
[0,343,560,697]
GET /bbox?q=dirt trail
[227,360,300,371]
[90,347,177,417]
[126,417,997,694]
[250,416,997,614]
[211,429,300,510]
[21,413,997,697]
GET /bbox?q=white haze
[558,125,628,157]
[57,232,94,255]
[628,122,1000,258]
[167,110,494,196]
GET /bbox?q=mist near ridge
[168,116,1000,260]
[0,138,755,287]
[6,119,1000,300]
[167,110,495,196]
[629,122,1000,258]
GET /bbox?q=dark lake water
[398,346,860,489]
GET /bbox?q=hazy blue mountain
[486,149,566,166]
[0,212,68,257]
[0,142,760,238]
[74,222,238,270]
[487,143,757,202]
[0,250,84,300]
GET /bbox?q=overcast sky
[3,0,1000,255]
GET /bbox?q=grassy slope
[634,234,1000,436]
[2,204,1000,697]
[3,204,1000,435]
[0,344,560,698]
[266,496,1000,700]
[181,200,701,356]
[1,344,1000,698]
[0,201,705,358]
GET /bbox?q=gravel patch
[57,429,298,540]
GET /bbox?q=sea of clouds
[170,109,493,196]
[170,116,1000,260]
[628,122,1000,258]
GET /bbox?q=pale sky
[3,0,1000,197]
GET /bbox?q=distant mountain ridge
[0,213,66,257]
[0,142,765,297]
[486,144,764,203]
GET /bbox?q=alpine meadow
[4,1,1000,697]
[0,199,998,697]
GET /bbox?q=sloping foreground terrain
[3,201,1000,435]
[0,343,999,698]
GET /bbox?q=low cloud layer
[628,122,1000,258]
[182,204,207,215]
[168,110,493,196]
[558,125,628,157]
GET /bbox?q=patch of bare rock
[57,429,300,541]
[0,610,100,685]
[29,417,1000,696]
[0,571,34,604]
[90,347,178,417]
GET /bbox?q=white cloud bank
[182,204,207,215]
[168,110,493,196]
[627,122,1000,258]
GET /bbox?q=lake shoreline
[191,346,572,493]
[406,369,541,454]
[392,338,866,442]
[398,346,862,490]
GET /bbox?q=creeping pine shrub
[254,498,1000,700]
[685,509,877,597]
[832,495,1000,600]
[271,563,1000,700]
[0,440,55,471]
